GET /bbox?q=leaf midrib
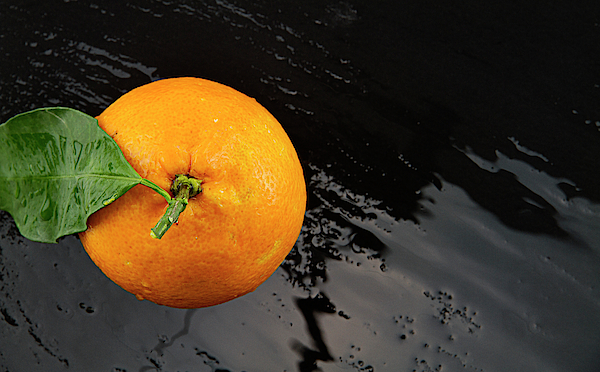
[0,174,141,182]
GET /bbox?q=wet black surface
[1,1,600,371]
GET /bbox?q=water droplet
[78,302,95,314]
[73,140,83,168]
[40,198,55,221]
[102,193,118,205]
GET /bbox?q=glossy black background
[1,1,599,371]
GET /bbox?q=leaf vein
[0,174,141,182]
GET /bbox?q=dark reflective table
[1,1,599,371]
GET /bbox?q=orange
[78,77,306,309]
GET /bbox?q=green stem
[149,175,202,239]
[140,178,172,203]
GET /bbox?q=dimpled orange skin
[78,77,306,309]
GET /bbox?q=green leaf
[0,107,145,243]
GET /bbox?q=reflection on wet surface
[1,0,600,371]
[2,159,598,370]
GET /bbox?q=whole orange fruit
[79,77,306,309]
